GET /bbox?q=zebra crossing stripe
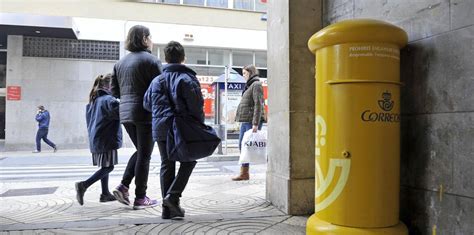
[0,163,221,179]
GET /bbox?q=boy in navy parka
[144,41,204,219]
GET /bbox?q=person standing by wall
[75,74,121,206]
[111,25,162,210]
[143,41,203,219]
[33,105,57,153]
[232,65,264,181]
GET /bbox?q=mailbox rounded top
[308,19,408,54]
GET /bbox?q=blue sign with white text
[217,83,245,90]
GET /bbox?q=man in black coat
[144,41,204,219]
[111,25,162,210]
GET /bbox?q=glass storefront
[139,0,266,12]
[153,45,267,78]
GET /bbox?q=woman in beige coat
[232,65,264,181]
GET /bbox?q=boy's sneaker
[162,194,185,219]
[162,205,171,219]
[32,150,41,153]
[113,184,130,206]
[53,146,58,153]
[100,194,117,203]
[133,196,159,210]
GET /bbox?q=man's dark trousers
[36,128,56,151]
[158,141,196,199]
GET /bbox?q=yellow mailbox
[306,19,408,234]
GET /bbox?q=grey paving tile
[258,222,306,235]
[281,216,309,227]
[451,113,474,197]
[451,0,474,30]
[51,225,136,235]
[401,26,474,114]
[187,213,224,222]
[0,170,298,234]
[197,192,243,202]
[194,182,248,194]
[354,0,450,41]
[400,187,474,234]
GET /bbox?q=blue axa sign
[361,91,400,123]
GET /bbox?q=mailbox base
[307,214,408,235]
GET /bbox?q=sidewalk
[0,172,307,234]
[0,146,308,234]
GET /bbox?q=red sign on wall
[7,86,21,101]
[261,78,269,116]
[201,83,215,118]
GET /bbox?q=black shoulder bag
[164,78,221,162]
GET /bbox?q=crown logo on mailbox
[378,91,394,112]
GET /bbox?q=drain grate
[0,187,58,197]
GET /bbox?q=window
[258,69,267,78]
[233,67,266,78]
[0,96,4,139]
[208,48,225,65]
[183,0,204,6]
[158,47,165,61]
[255,0,267,12]
[151,45,163,60]
[141,0,266,12]
[158,0,180,3]
[189,66,225,76]
[207,0,228,8]
[232,51,253,67]
[0,60,5,88]
[186,47,207,65]
[255,51,267,67]
[234,0,254,10]
[232,67,242,76]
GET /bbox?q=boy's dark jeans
[158,141,196,199]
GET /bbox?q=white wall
[5,35,133,151]
[0,1,266,31]
[73,18,267,51]
[128,21,267,50]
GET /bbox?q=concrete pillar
[266,0,322,215]
[5,35,25,149]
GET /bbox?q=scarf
[242,75,260,95]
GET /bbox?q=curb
[206,154,240,162]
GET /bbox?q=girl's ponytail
[89,74,112,103]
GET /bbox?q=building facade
[1,0,268,150]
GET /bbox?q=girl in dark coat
[75,74,122,206]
